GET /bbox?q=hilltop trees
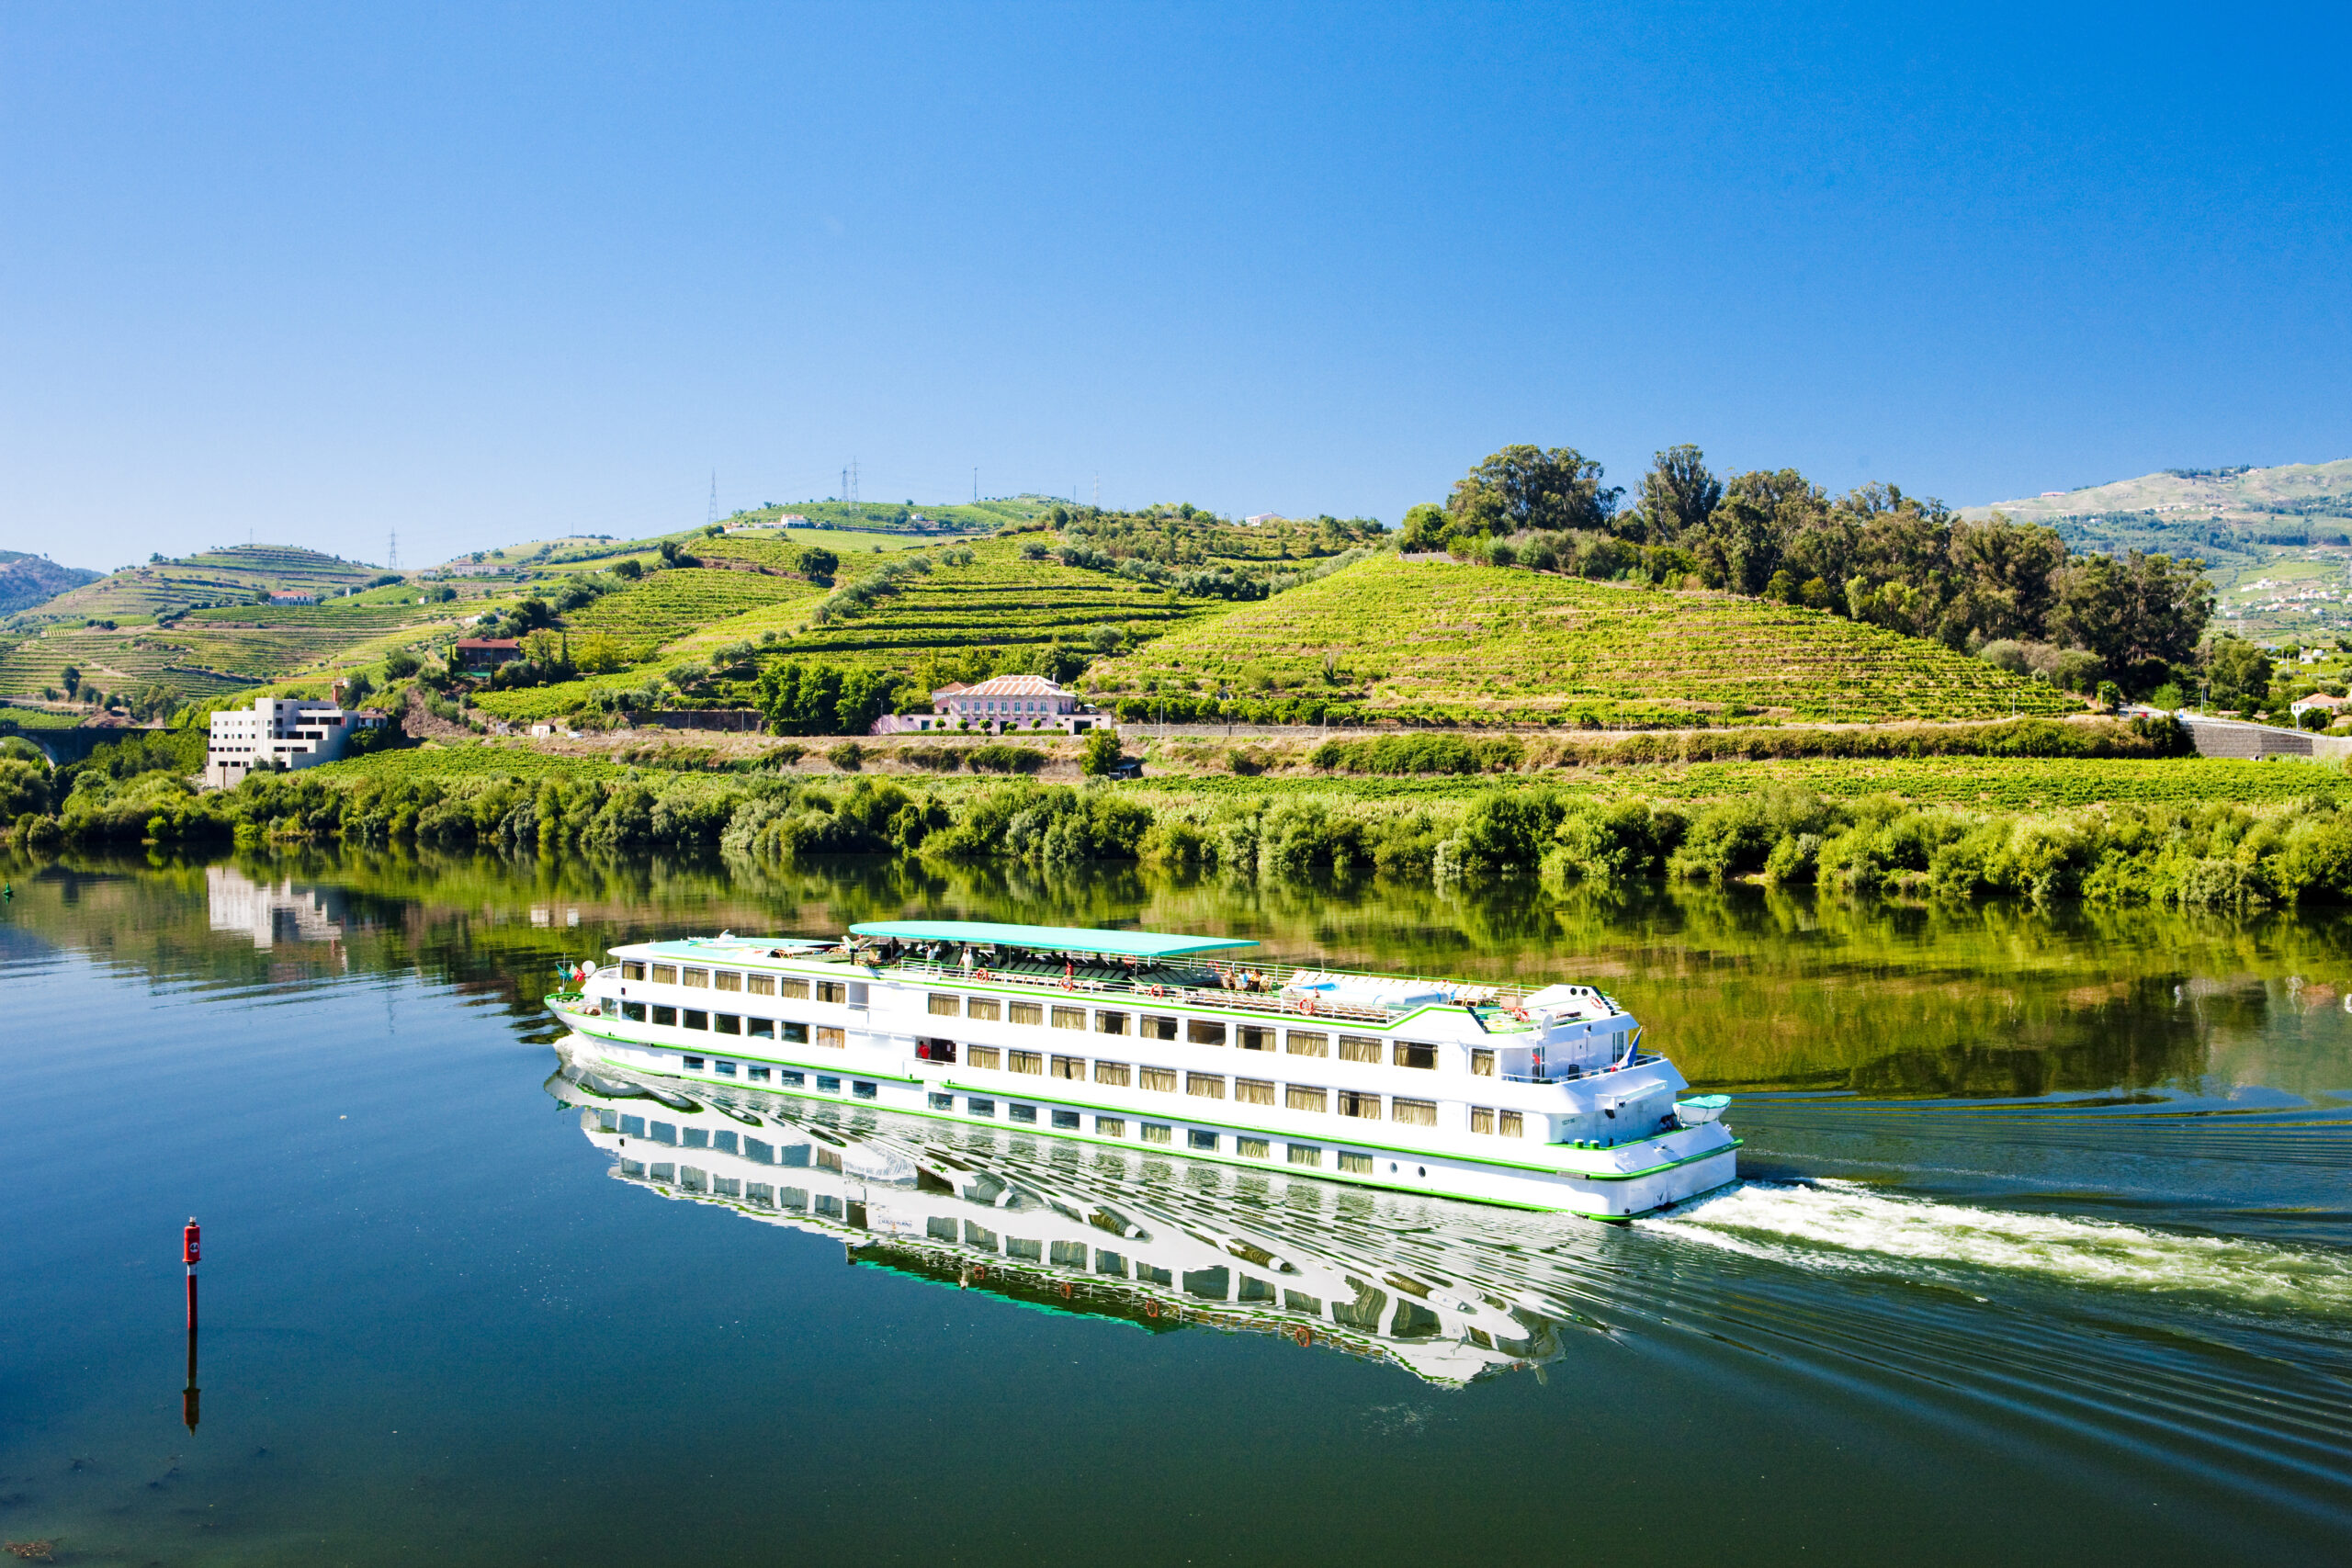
[1426,440,2219,695]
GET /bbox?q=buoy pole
[183,1217,200,1432]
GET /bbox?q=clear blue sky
[4,2,2346,570]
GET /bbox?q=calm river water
[2,849,2347,1565]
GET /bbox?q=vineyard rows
[1092,554,2078,725]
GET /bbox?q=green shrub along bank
[1310,716,2193,773]
[11,732,2352,911]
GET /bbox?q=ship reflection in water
[548,1043,1578,1386]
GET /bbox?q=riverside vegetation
[13,721,2352,912]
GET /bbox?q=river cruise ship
[545,919,1736,1219]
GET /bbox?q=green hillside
[0,551,103,616]
[564,568,831,658]
[1085,554,2078,727]
[19,545,389,626]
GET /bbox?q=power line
[388,529,399,570]
[973,468,978,504]
[707,470,718,526]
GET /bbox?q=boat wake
[1640,1179,2352,1317]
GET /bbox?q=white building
[871,674,1109,736]
[205,696,389,789]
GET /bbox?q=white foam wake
[1638,1180,2352,1315]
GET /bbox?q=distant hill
[1965,461,2352,644]
[0,551,103,616]
[1966,459,2352,537]
[1085,554,2075,728]
[22,545,390,626]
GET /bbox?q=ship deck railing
[1501,1052,1661,1084]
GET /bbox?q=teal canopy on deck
[848,920,1256,960]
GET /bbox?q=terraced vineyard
[773,538,1221,669]
[0,598,467,700]
[1091,554,2076,726]
[24,545,385,624]
[565,569,829,657]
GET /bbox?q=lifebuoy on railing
[1293,1325,1311,1347]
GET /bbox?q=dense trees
[1428,441,2221,696]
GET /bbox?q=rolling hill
[1083,554,2077,727]
[18,545,390,626]
[0,552,103,616]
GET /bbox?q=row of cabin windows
[922,1092,1377,1168]
[659,1060,878,1098]
[927,993,1469,1071]
[618,961,847,1005]
[615,1002,846,1047]
[944,1047,1497,1132]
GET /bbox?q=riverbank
[10,731,2352,908]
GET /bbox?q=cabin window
[1284,1031,1328,1056]
[1093,1061,1132,1087]
[1141,1122,1171,1145]
[650,1121,678,1145]
[620,1114,646,1136]
[1009,1051,1044,1076]
[1188,1130,1219,1152]
[817,1076,840,1093]
[650,1162,674,1183]
[964,1221,998,1249]
[1238,1025,1274,1051]
[1338,1151,1374,1175]
[813,1194,842,1218]
[651,964,677,984]
[929,994,961,1017]
[1337,1090,1380,1120]
[748,1183,775,1207]
[1006,1236,1043,1261]
[1185,1073,1226,1100]
[747,974,775,997]
[684,1010,708,1031]
[682,967,709,988]
[622,962,646,980]
[684,1128,709,1149]
[1139,1014,1179,1041]
[929,1091,953,1110]
[1238,1137,1270,1158]
[773,1186,805,1211]
[967,998,1001,1022]
[1095,1117,1126,1137]
[1051,1006,1085,1030]
[1339,1034,1381,1064]
[1471,1048,1496,1077]
[967,1045,1001,1070]
[715,1014,741,1035]
[967,1098,995,1117]
[748,1019,775,1039]
[1471,1107,1496,1134]
[777,978,810,1000]
[1050,1240,1088,1269]
[620,1001,647,1022]
[815,1027,845,1049]
[1188,1020,1227,1046]
[1394,1042,1438,1070]
[1009,1103,1038,1124]
[854,1081,876,1100]
[650,1006,676,1026]
[816,981,846,1004]
[1234,1077,1275,1106]
[1499,1111,1524,1138]
[1051,1055,1084,1080]
[1095,1249,1126,1276]
[1139,1066,1177,1093]
[1051,1110,1080,1130]
[715,971,741,993]
[749,1066,771,1084]
[781,1021,808,1044]
[1096,1010,1129,1035]
[1287,1144,1322,1168]
[1286,1085,1327,1112]
[1392,1098,1437,1127]
[1238,1275,1274,1303]
[1010,1001,1045,1027]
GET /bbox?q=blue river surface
[0,852,2347,1566]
